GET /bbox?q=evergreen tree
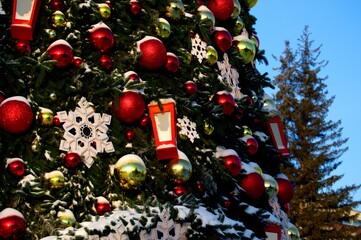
[273,26,361,239]
[0,0,299,239]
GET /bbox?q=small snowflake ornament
[177,116,200,143]
[217,53,242,99]
[57,97,114,168]
[191,33,207,63]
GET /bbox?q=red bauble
[53,116,61,126]
[112,91,145,123]
[174,185,188,196]
[276,176,294,205]
[130,0,141,15]
[64,152,81,168]
[0,209,27,240]
[246,135,258,155]
[16,40,30,54]
[139,114,150,127]
[207,0,234,21]
[125,129,135,141]
[124,71,140,82]
[49,0,66,11]
[73,56,83,68]
[0,96,33,134]
[214,27,232,52]
[7,158,25,177]
[47,40,74,68]
[223,154,242,176]
[185,81,198,95]
[137,36,167,71]
[165,52,180,73]
[90,23,114,53]
[95,201,111,216]
[197,181,204,193]
[216,91,236,115]
[239,172,265,199]
[100,54,113,70]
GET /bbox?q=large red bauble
[214,27,232,52]
[276,177,294,204]
[90,23,114,53]
[47,40,74,68]
[130,0,141,15]
[95,201,111,216]
[207,0,234,21]
[165,52,180,73]
[64,152,82,168]
[223,154,242,176]
[7,158,26,177]
[112,91,145,123]
[0,96,33,134]
[216,91,236,115]
[246,136,258,155]
[137,36,167,70]
[0,209,27,240]
[239,172,265,199]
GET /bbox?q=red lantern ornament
[216,91,236,115]
[73,56,83,68]
[64,152,81,168]
[276,174,294,205]
[15,40,30,54]
[47,39,74,68]
[214,27,232,52]
[125,128,135,141]
[206,0,234,21]
[174,185,188,196]
[49,0,66,11]
[130,0,141,15]
[0,96,33,134]
[7,158,26,177]
[239,172,265,199]
[112,91,145,123]
[95,197,111,216]
[100,54,112,70]
[185,81,198,95]
[89,22,114,53]
[0,208,27,240]
[137,36,167,71]
[165,52,180,73]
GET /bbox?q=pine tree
[273,26,361,239]
[1,0,300,239]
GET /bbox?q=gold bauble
[45,170,65,189]
[206,46,218,65]
[231,0,241,18]
[288,223,301,240]
[234,16,244,35]
[114,154,147,190]
[177,48,192,65]
[52,10,66,28]
[197,6,215,30]
[242,125,252,136]
[47,29,57,39]
[167,150,192,184]
[155,18,171,38]
[204,122,215,135]
[165,0,185,20]
[263,174,279,199]
[57,210,76,225]
[244,0,258,9]
[179,130,188,140]
[234,35,256,64]
[38,107,54,127]
[98,3,111,19]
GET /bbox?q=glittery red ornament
[0,96,33,134]
[165,52,180,73]
[7,158,26,177]
[216,91,236,115]
[174,185,188,196]
[207,0,234,21]
[185,81,198,95]
[49,0,66,11]
[125,129,135,141]
[95,200,111,216]
[16,40,30,54]
[276,176,294,205]
[130,0,141,15]
[137,36,167,71]
[139,114,150,127]
[100,54,112,70]
[239,172,265,199]
[47,40,73,68]
[214,27,232,52]
[90,23,114,53]
[246,136,258,155]
[53,116,61,126]
[112,91,145,123]
[73,56,83,68]
[124,71,140,82]
[223,154,242,176]
[0,209,27,240]
[64,152,81,168]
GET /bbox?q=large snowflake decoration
[57,97,114,168]
[177,116,200,143]
[217,53,242,99]
[191,33,207,63]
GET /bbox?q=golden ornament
[155,18,171,38]
[167,150,192,184]
[52,10,66,28]
[231,0,241,18]
[204,122,215,135]
[45,170,65,189]
[177,48,192,65]
[206,46,218,65]
[234,35,256,64]
[38,107,54,127]
[263,174,279,199]
[234,16,244,35]
[57,210,76,225]
[165,0,185,20]
[288,223,301,240]
[244,0,258,9]
[98,3,111,19]
[114,154,147,190]
[197,5,215,30]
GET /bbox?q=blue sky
[252,1,361,210]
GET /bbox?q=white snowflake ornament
[191,33,207,63]
[57,97,114,168]
[177,116,200,143]
[217,53,242,99]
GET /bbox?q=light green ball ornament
[231,0,241,18]
[263,174,279,199]
[206,46,218,65]
[165,0,185,20]
[52,11,66,28]
[234,16,244,35]
[155,18,171,38]
[197,5,215,30]
[98,3,111,19]
[234,34,256,64]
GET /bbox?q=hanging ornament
[204,121,215,135]
[98,3,111,19]
[0,208,27,240]
[100,54,113,70]
[73,56,83,68]
[214,27,233,52]
[155,18,171,38]
[206,46,218,65]
[139,114,150,128]
[49,0,66,11]
[242,125,252,136]
[276,174,294,205]
[217,53,241,99]
[243,0,258,9]
[165,0,185,20]
[95,197,111,216]
[191,33,208,63]
[137,36,167,71]
[173,185,188,196]
[53,116,61,126]
[124,71,141,83]
[38,107,54,127]
[231,0,241,18]
[197,6,215,30]
[112,91,145,123]
[130,0,141,15]
[6,158,26,177]
[165,52,180,73]
[233,34,256,64]
[207,0,234,21]
[263,174,279,199]
[239,172,265,199]
[57,210,76,225]
[125,128,135,141]
[250,34,260,48]
[0,96,33,134]
[240,135,258,155]
[64,152,82,169]
[234,16,244,35]
[47,39,74,68]
[177,48,192,65]
[45,170,65,189]
[15,39,30,54]
[216,148,242,177]
[216,91,236,115]
[177,116,200,143]
[287,222,301,240]
[89,22,114,53]
[47,29,57,38]
[51,10,66,28]
[113,154,147,190]
[167,150,192,184]
[185,81,198,95]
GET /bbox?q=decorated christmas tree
[0,0,299,239]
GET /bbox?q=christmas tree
[0,0,299,239]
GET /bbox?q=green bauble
[165,0,184,20]
[234,35,256,64]
[231,0,241,18]
[114,154,147,190]
[243,0,258,9]
[288,223,301,240]
[167,150,192,184]
[155,18,171,38]
[234,16,244,35]
[197,6,215,30]
[206,46,218,65]
[98,3,111,19]
[52,10,66,28]
[263,174,279,199]
[45,170,65,189]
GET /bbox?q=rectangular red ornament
[264,225,281,240]
[148,99,178,160]
[266,117,289,158]
[11,0,42,40]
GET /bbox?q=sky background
[251,1,361,211]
